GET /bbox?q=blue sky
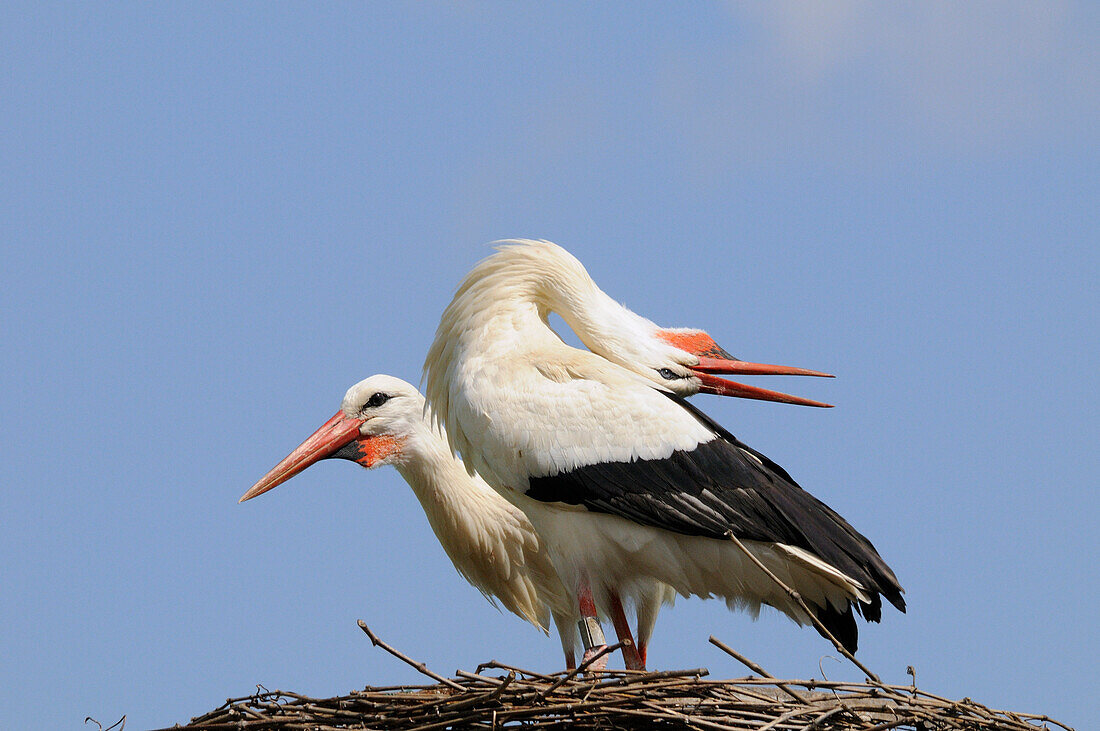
[2,3,1097,729]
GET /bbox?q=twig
[724,532,883,683]
[708,635,780,680]
[537,641,626,699]
[158,633,1073,731]
[858,720,915,731]
[357,619,464,690]
[589,667,710,692]
[795,705,848,730]
[709,636,804,703]
[486,670,516,701]
[456,669,510,686]
[476,659,556,681]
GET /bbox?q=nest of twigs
[154,623,1071,731]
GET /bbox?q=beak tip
[238,483,268,503]
[239,410,363,507]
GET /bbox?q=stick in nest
[537,641,627,699]
[357,619,465,690]
[724,531,883,683]
[160,651,1075,731]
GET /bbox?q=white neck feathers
[424,240,656,448]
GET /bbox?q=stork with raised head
[424,240,905,666]
[239,374,673,669]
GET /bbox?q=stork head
[426,239,834,410]
[481,241,834,407]
[624,325,835,408]
[239,375,424,503]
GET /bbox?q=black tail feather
[815,604,859,654]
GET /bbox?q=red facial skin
[655,330,736,361]
[339,434,406,468]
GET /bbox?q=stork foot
[581,645,609,670]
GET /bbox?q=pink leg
[577,577,608,670]
[607,592,645,670]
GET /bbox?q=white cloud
[665,2,1098,169]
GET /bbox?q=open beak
[690,354,834,407]
[656,330,834,408]
[692,362,834,408]
[239,411,364,503]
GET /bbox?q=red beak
[691,356,834,408]
[239,411,364,503]
[693,369,833,407]
[657,330,835,408]
[693,357,833,379]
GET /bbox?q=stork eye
[657,368,679,380]
[365,392,391,409]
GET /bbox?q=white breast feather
[397,429,576,632]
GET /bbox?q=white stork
[239,374,674,668]
[424,240,905,665]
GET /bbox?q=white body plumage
[424,241,903,656]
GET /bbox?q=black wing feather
[525,391,906,626]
